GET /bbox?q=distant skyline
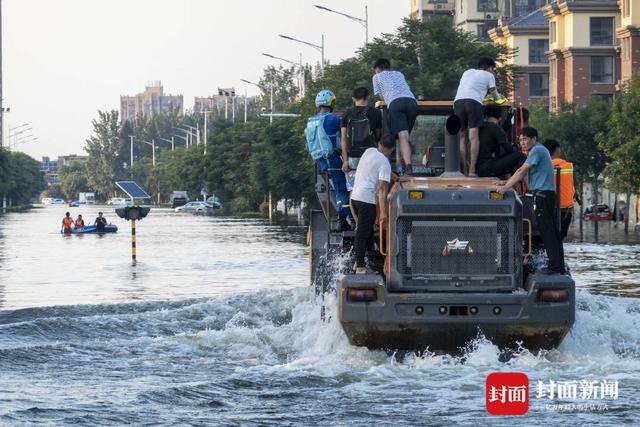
[3,0,407,158]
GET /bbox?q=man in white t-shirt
[454,56,504,177]
[350,137,395,274]
[372,58,417,175]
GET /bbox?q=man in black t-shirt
[94,212,108,232]
[477,107,526,178]
[341,87,383,176]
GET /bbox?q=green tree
[85,110,125,199]
[599,76,640,232]
[530,98,611,212]
[59,161,90,199]
[6,151,46,205]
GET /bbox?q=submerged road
[0,205,638,425]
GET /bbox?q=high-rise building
[490,9,549,106]
[544,0,620,110]
[120,81,183,122]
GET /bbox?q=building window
[550,21,557,43]
[477,24,492,41]
[529,39,549,64]
[590,17,614,46]
[592,93,614,103]
[591,56,614,84]
[529,73,549,97]
[477,0,498,12]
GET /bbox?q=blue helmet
[315,89,336,108]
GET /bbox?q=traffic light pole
[131,219,136,265]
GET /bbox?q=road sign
[116,181,151,199]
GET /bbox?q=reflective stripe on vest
[553,158,575,209]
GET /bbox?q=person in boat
[61,212,74,233]
[94,212,108,232]
[75,214,85,228]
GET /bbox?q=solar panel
[116,181,151,199]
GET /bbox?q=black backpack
[346,107,375,158]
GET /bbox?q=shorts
[388,97,418,136]
[454,99,484,130]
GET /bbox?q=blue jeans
[317,153,351,219]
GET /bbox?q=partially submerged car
[174,201,215,213]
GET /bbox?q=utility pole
[270,84,274,125]
[244,91,247,123]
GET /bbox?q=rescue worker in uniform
[75,214,85,228]
[61,212,74,233]
[495,127,565,274]
[543,139,575,240]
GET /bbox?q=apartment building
[490,9,549,106]
[618,0,640,84]
[120,82,183,122]
[409,0,455,22]
[455,0,545,41]
[544,1,620,109]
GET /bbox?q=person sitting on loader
[477,106,525,178]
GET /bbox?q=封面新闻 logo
[486,372,529,415]
[442,238,474,256]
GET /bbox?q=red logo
[486,372,529,415]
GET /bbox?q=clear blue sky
[3,0,408,158]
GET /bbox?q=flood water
[0,206,639,425]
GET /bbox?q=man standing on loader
[454,56,505,176]
[495,127,565,274]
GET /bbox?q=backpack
[304,114,338,160]
[346,107,375,158]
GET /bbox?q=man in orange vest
[543,139,575,240]
[75,214,85,228]
[61,212,74,234]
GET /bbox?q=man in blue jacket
[306,90,351,229]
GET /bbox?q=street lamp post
[241,78,273,124]
[279,34,324,73]
[142,139,155,167]
[314,4,368,44]
[129,135,134,168]
[262,52,305,97]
